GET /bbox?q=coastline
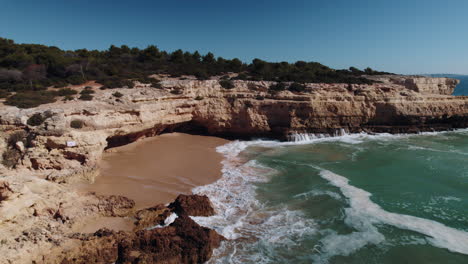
[79,132,229,208]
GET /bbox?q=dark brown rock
[168,194,215,217]
[134,204,172,231]
[51,195,223,264]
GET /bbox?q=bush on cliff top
[269,82,286,93]
[5,91,56,108]
[0,36,392,102]
[2,149,21,168]
[78,94,93,101]
[288,82,306,93]
[70,119,84,129]
[219,80,235,89]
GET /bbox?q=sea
[191,76,468,264]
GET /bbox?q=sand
[80,133,228,209]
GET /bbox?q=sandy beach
[80,133,228,209]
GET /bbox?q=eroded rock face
[1,75,467,180]
[0,181,13,202]
[46,194,223,264]
[1,75,467,263]
[168,194,215,217]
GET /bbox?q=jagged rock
[97,195,136,217]
[0,181,13,202]
[1,75,467,183]
[43,195,224,264]
[134,204,172,231]
[168,194,215,216]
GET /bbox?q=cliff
[0,75,466,178]
[0,75,467,263]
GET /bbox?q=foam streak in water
[318,169,468,255]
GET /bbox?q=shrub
[70,119,84,129]
[288,82,306,93]
[55,88,77,96]
[220,80,235,89]
[98,77,134,89]
[80,88,95,95]
[63,95,74,101]
[233,73,249,80]
[255,95,265,100]
[78,94,93,101]
[7,131,27,147]
[0,89,10,98]
[2,149,21,168]
[170,89,183,95]
[66,75,85,85]
[269,82,286,93]
[27,113,45,126]
[150,79,161,88]
[4,91,56,108]
[194,95,204,100]
[112,91,123,98]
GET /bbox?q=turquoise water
[193,131,468,264]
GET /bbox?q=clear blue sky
[1,0,467,74]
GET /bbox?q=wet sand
[81,133,228,209]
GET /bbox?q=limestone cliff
[0,75,466,179]
[0,75,467,263]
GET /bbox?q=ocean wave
[192,130,468,263]
[192,141,316,263]
[317,169,468,256]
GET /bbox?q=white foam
[193,130,468,262]
[146,212,178,230]
[192,141,316,263]
[294,189,342,200]
[318,169,468,255]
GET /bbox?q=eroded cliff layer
[0,75,467,263]
[0,75,467,178]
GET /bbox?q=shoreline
[79,132,228,204]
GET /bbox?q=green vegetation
[288,82,307,93]
[27,113,45,126]
[219,80,235,89]
[2,130,33,168]
[26,111,54,126]
[70,119,84,129]
[80,88,95,95]
[194,95,204,100]
[78,94,93,101]
[0,37,392,108]
[112,91,123,98]
[7,131,28,146]
[55,88,77,96]
[2,149,21,168]
[269,82,286,93]
[0,89,10,98]
[170,88,183,95]
[4,91,56,108]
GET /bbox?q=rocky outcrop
[1,75,467,179]
[38,194,223,264]
[0,75,467,263]
[365,75,460,95]
[168,194,215,216]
